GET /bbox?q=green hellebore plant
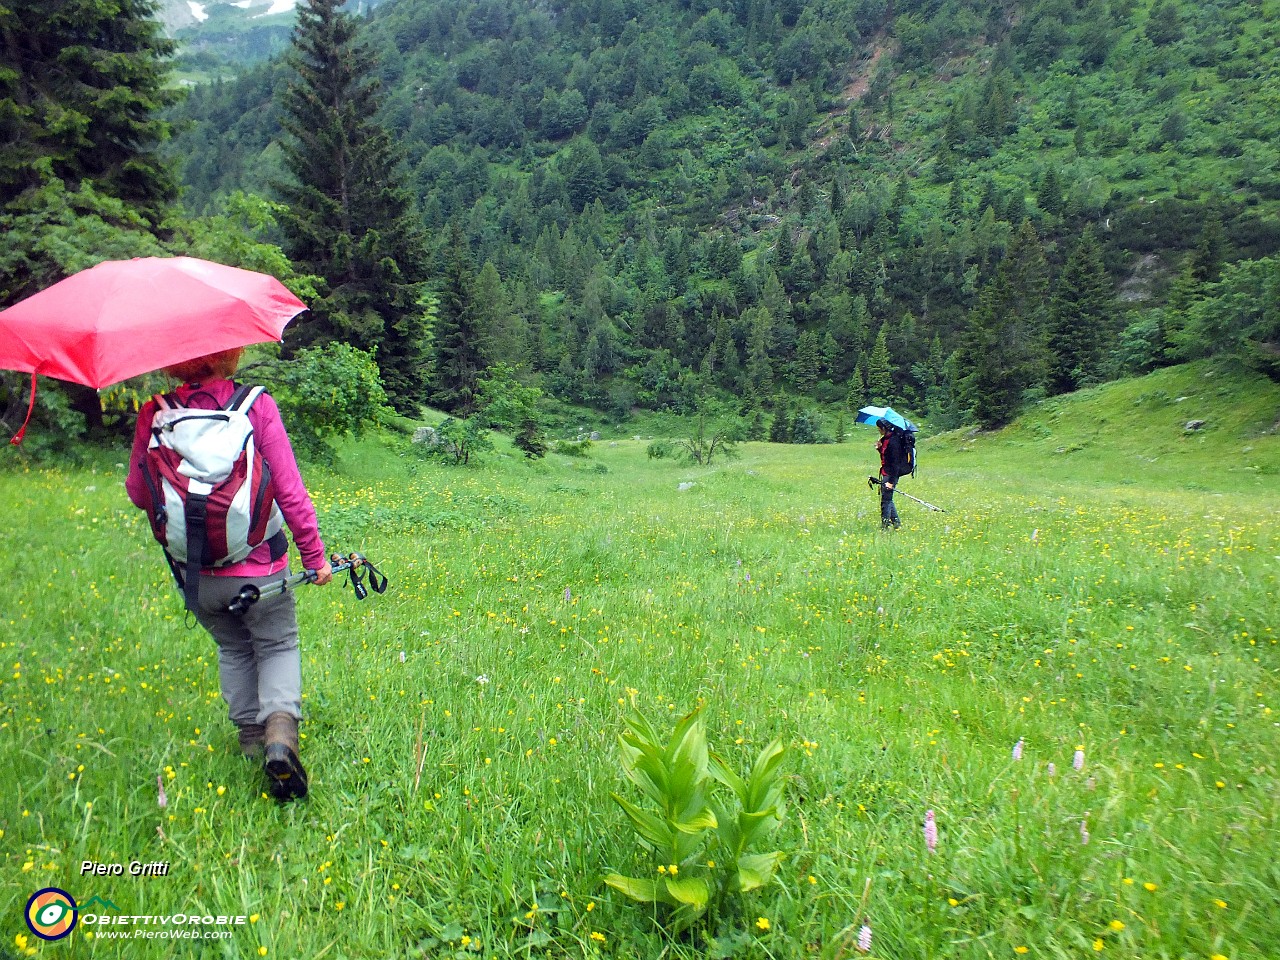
[604,707,788,934]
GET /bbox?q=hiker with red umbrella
[1,256,332,800]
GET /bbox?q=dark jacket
[877,429,909,482]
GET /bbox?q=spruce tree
[275,0,429,412]
[1190,211,1225,284]
[1035,167,1063,217]
[793,329,822,392]
[0,0,177,218]
[1048,227,1113,394]
[957,220,1051,427]
[958,275,1022,427]
[1,0,178,306]
[743,306,776,403]
[768,397,791,443]
[431,225,487,413]
[1,0,179,430]
[865,324,895,403]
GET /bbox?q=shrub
[256,342,391,463]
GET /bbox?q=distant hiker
[876,420,908,529]
[125,347,332,801]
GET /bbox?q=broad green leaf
[672,808,718,833]
[745,740,787,810]
[708,752,747,799]
[673,827,708,864]
[710,796,740,853]
[737,806,781,847]
[604,874,672,905]
[624,709,663,746]
[736,851,784,892]
[619,732,670,803]
[664,875,711,908]
[667,710,710,798]
[611,794,674,850]
[670,902,709,934]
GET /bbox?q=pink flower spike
[1080,819,1090,845]
[924,809,938,853]
[1047,762,1056,777]
[156,775,168,809]
[1073,749,1085,771]
[856,924,873,953]
[1012,738,1024,761]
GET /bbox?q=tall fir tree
[1190,211,1225,284]
[472,261,530,370]
[1047,227,1113,394]
[958,221,1051,427]
[793,329,822,391]
[743,306,776,404]
[865,323,895,403]
[0,0,177,218]
[1,0,179,432]
[0,0,177,302]
[431,225,487,413]
[275,0,429,412]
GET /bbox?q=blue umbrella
[855,405,918,432]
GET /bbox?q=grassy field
[2,362,1278,959]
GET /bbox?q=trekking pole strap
[226,552,389,614]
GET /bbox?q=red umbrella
[1,257,307,442]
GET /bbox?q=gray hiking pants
[192,573,303,728]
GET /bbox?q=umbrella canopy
[855,405,918,432]
[0,257,307,389]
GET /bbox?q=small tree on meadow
[679,397,742,466]
[432,417,493,466]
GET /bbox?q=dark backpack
[896,427,917,478]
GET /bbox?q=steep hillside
[165,0,1280,424]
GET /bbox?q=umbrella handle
[8,372,36,446]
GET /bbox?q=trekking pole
[867,476,947,513]
[227,552,388,615]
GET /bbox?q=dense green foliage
[165,0,1280,428]
[0,0,179,302]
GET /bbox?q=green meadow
[2,361,1278,959]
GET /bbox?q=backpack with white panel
[140,384,287,611]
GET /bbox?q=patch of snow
[188,1,208,21]
[254,0,297,15]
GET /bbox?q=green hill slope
[925,360,1280,494]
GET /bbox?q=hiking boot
[263,712,308,801]
[238,722,265,759]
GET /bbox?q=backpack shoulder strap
[153,392,181,412]
[226,383,267,414]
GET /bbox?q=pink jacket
[126,379,326,576]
